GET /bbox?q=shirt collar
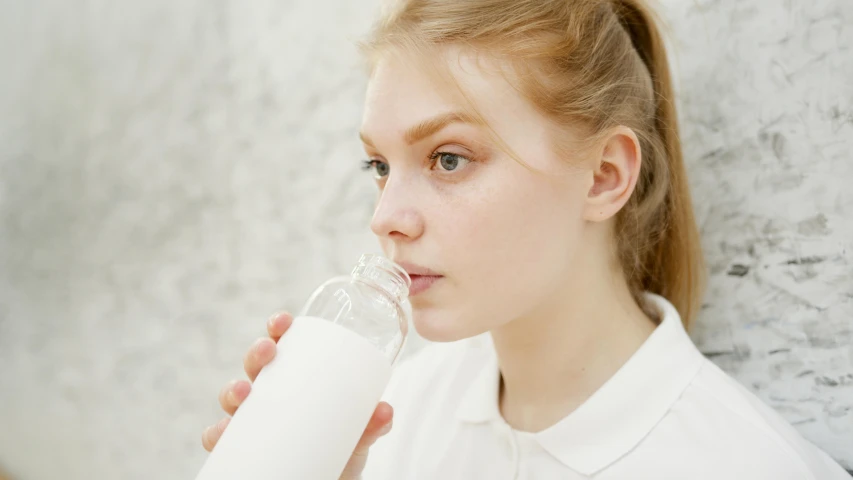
[455,292,706,476]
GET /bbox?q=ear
[583,126,642,222]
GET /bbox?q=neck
[491,252,657,433]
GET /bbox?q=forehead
[361,47,528,134]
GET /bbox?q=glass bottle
[196,253,412,480]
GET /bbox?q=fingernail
[227,384,239,404]
[268,311,288,326]
[379,422,393,435]
[252,339,267,359]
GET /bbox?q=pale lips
[394,261,443,296]
[407,274,443,296]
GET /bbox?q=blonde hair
[356,0,706,329]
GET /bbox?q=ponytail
[611,0,706,329]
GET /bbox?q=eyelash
[360,151,472,177]
[360,159,381,173]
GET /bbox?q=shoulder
[652,358,849,479]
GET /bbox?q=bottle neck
[351,254,411,303]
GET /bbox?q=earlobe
[583,161,623,222]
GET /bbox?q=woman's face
[359,48,596,342]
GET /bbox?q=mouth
[394,261,444,297]
[407,274,443,296]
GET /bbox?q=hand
[200,311,395,479]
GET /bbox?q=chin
[411,306,477,343]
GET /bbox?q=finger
[266,311,293,342]
[201,417,231,452]
[244,337,277,382]
[354,402,394,453]
[340,403,394,479]
[218,379,252,416]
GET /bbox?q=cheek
[405,167,588,342]
[445,175,586,330]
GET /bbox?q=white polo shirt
[362,293,850,479]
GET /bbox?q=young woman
[201,0,850,478]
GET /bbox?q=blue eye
[361,159,390,178]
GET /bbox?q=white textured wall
[0,0,850,478]
[668,0,853,469]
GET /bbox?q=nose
[369,175,425,242]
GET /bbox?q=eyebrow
[359,111,483,148]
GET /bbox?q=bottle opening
[351,254,411,300]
